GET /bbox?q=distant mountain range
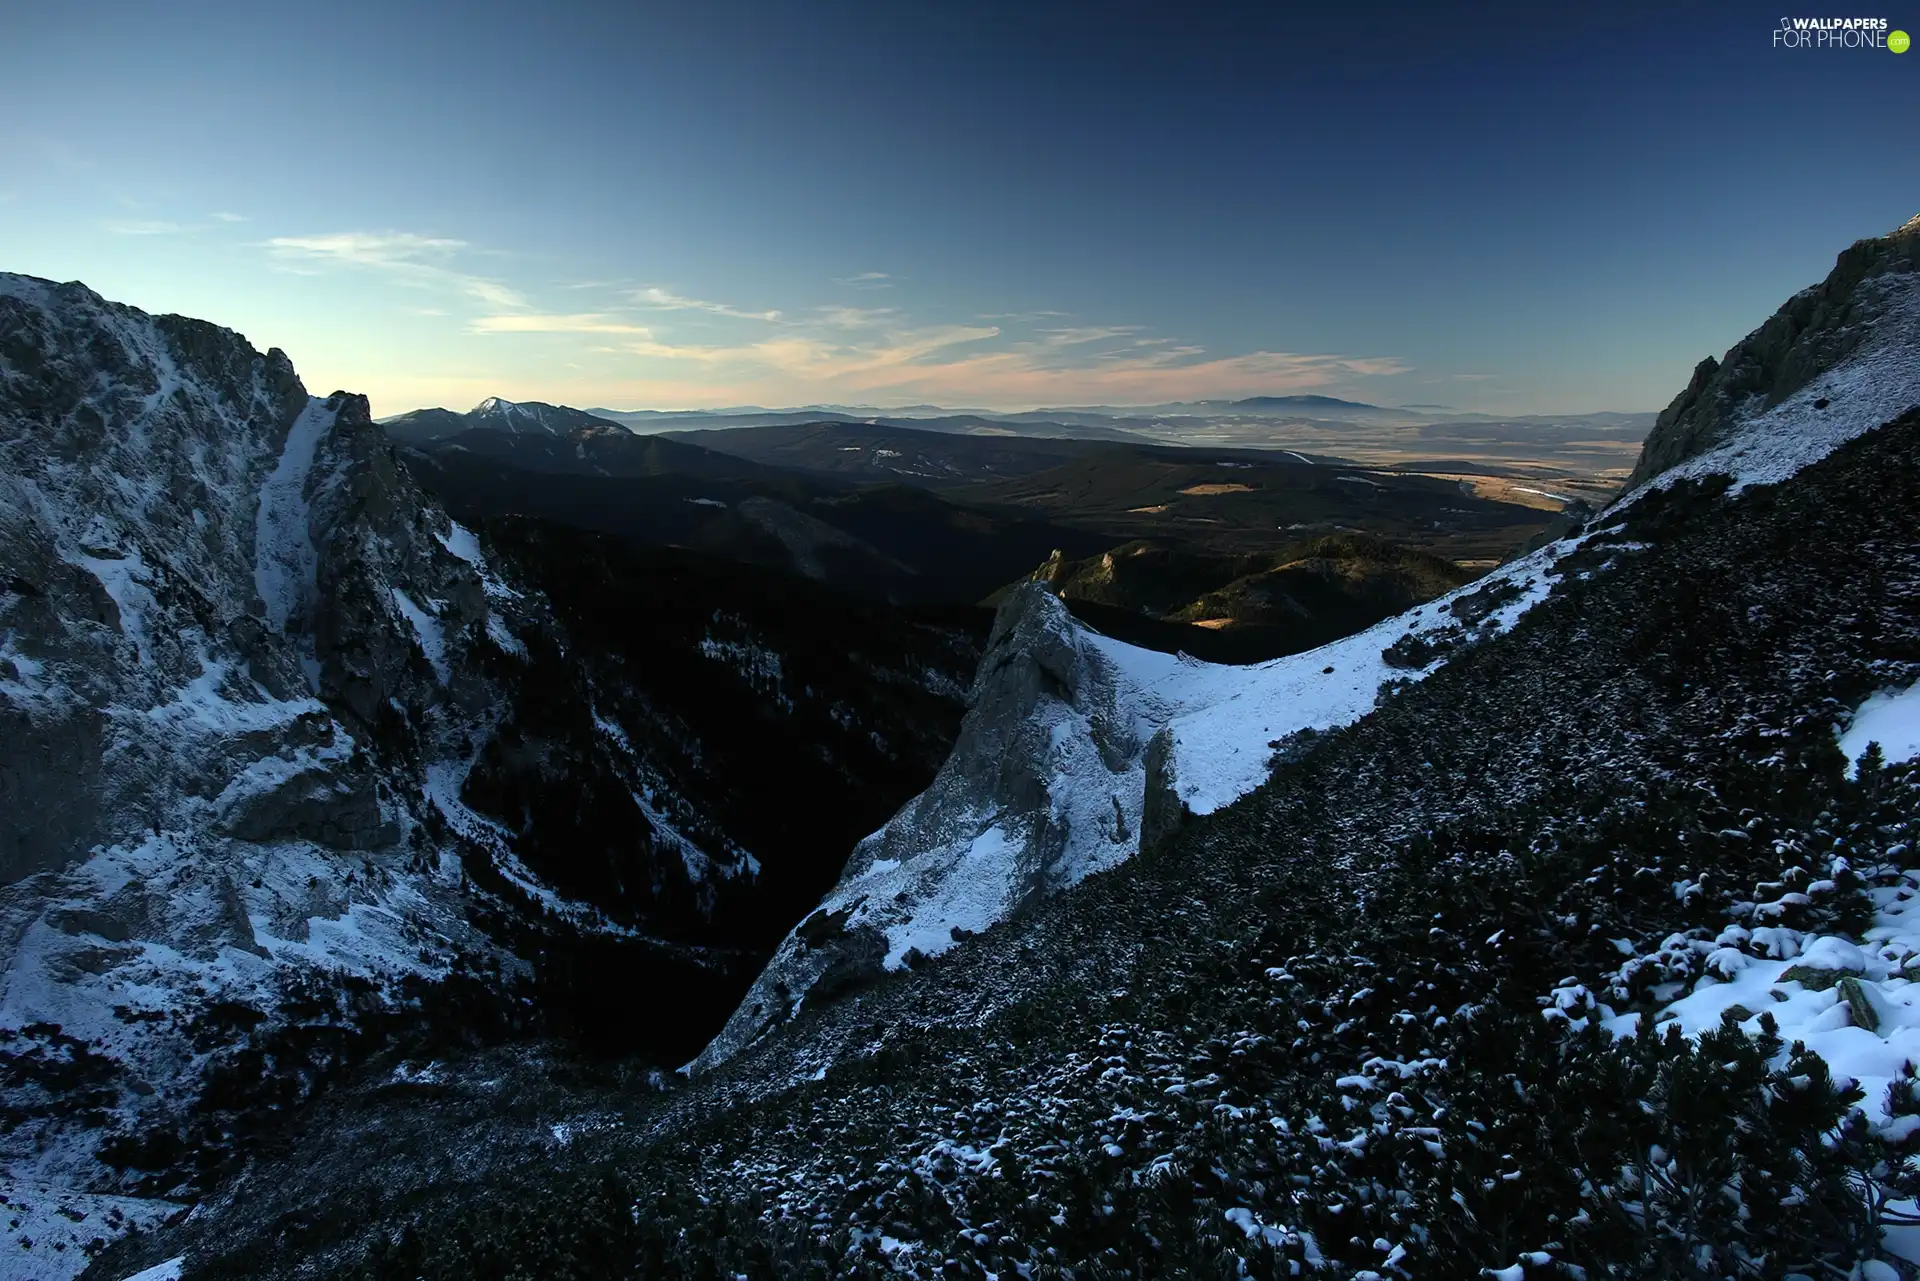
[383,397,622,444]
[383,397,1657,467]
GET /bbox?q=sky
[0,0,1913,417]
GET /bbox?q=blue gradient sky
[1,1,1913,415]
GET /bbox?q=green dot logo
[1892,29,1912,52]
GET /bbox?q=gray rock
[0,275,501,1189]
[694,584,1157,1071]
[1139,726,1187,855]
[1627,213,1920,487]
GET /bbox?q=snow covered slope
[0,273,533,1143]
[698,211,1920,1072]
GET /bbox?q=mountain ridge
[1630,214,1920,486]
[0,274,983,1273]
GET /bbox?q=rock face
[693,583,1160,1069]
[0,276,540,1195]
[1628,213,1920,487]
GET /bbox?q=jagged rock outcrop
[1628,212,1920,486]
[693,583,1158,1069]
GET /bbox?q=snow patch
[1604,903,1920,1137]
[1096,538,1572,817]
[856,825,1020,969]
[390,588,450,683]
[254,397,337,632]
[435,520,519,600]
[0,1181,179,1281]
[76,548,156,653]
[1839,683,1920,777]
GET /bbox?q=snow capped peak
[462,396,588,437]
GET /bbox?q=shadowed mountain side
[660,421,1111,487]
[399,445,1113,606]
[463,519,990,964]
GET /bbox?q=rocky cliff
[1628,212,1920,486]
[0,275,504,1203]
[692,583,1157,1069]
[0,273,976,1274]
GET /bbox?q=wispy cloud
[1034,325,1142,347]
[211,211,247,223]
[269,231,464,259]
[467,280,531,310]
[266,232,530,311]
[304,246,1409,410]
[864,347,1412,406]
[489,281,1416,406]
[814,304,899,328]
[104,219,185,235]
[633,286,781,321]
[617,322,1000,378]
[833,271,894,289]
[473,312,654,336]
